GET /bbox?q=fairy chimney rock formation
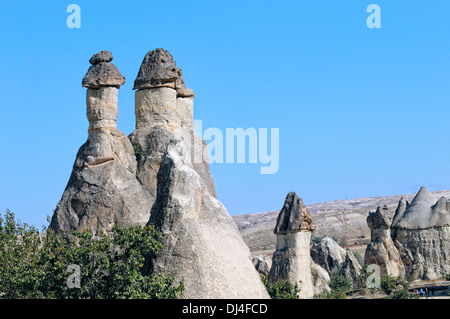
[268,192,315,299]
[128,49,216,199]
[50,51,152,236]
[390,187,450,280]
[364,205,405,277]
[135,49,268,298]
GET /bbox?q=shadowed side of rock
[148,134,269,298]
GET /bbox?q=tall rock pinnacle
[129,49,268,298]
[364,205,405,277]
[268,192,315,298]
[129,48,216,200]
[50,51,152,236]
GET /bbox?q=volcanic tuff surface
[391,187,450,280]
[232,190,450,255]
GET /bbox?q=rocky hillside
[233,190,450,255]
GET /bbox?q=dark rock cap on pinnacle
[133,48,194,97]
[274,192,316,234]
[89,50,113,65]
[82,50,125,89]
[367,205,391,230]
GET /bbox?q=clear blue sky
[1,1,450,228]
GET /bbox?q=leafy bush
[261,275,300,299]
[380,274,398,295]
[387,288,416,299]
[0,210,184,299]
[445,273,450,281]
[380,274,415,299]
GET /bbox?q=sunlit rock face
[364,205,405,278]
[134,49,268,299]
[391,187,450,280]
[50,51,152,236]
[268,192,316,299]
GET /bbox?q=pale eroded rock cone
[268,192,316,298]
[310,236,346,273]
[50,51,152,235]
[310,260,331,295]
[364,205,405,278]
[135,49,268,298]
[391,187,450,280]
[339,249,362,287]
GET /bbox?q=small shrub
[355,265,371,289]
[261,275,300,299]
[133,143,146,156]
[313,268,352,299]
[380,274,398,295]
[380,274,415,299]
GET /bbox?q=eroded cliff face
[391,187,450,280]
[50,52,152,236]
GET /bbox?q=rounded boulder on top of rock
[89,50,114,65]
[82,51,125,89]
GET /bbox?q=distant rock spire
[392,186,450,229]
[391,197,407,228]
[274,192,316,234]
[269,192,315,298]
[364,205,405,277]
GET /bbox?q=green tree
[261,275,300,299]
[0,210,184,299]
[355,264,371,289]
